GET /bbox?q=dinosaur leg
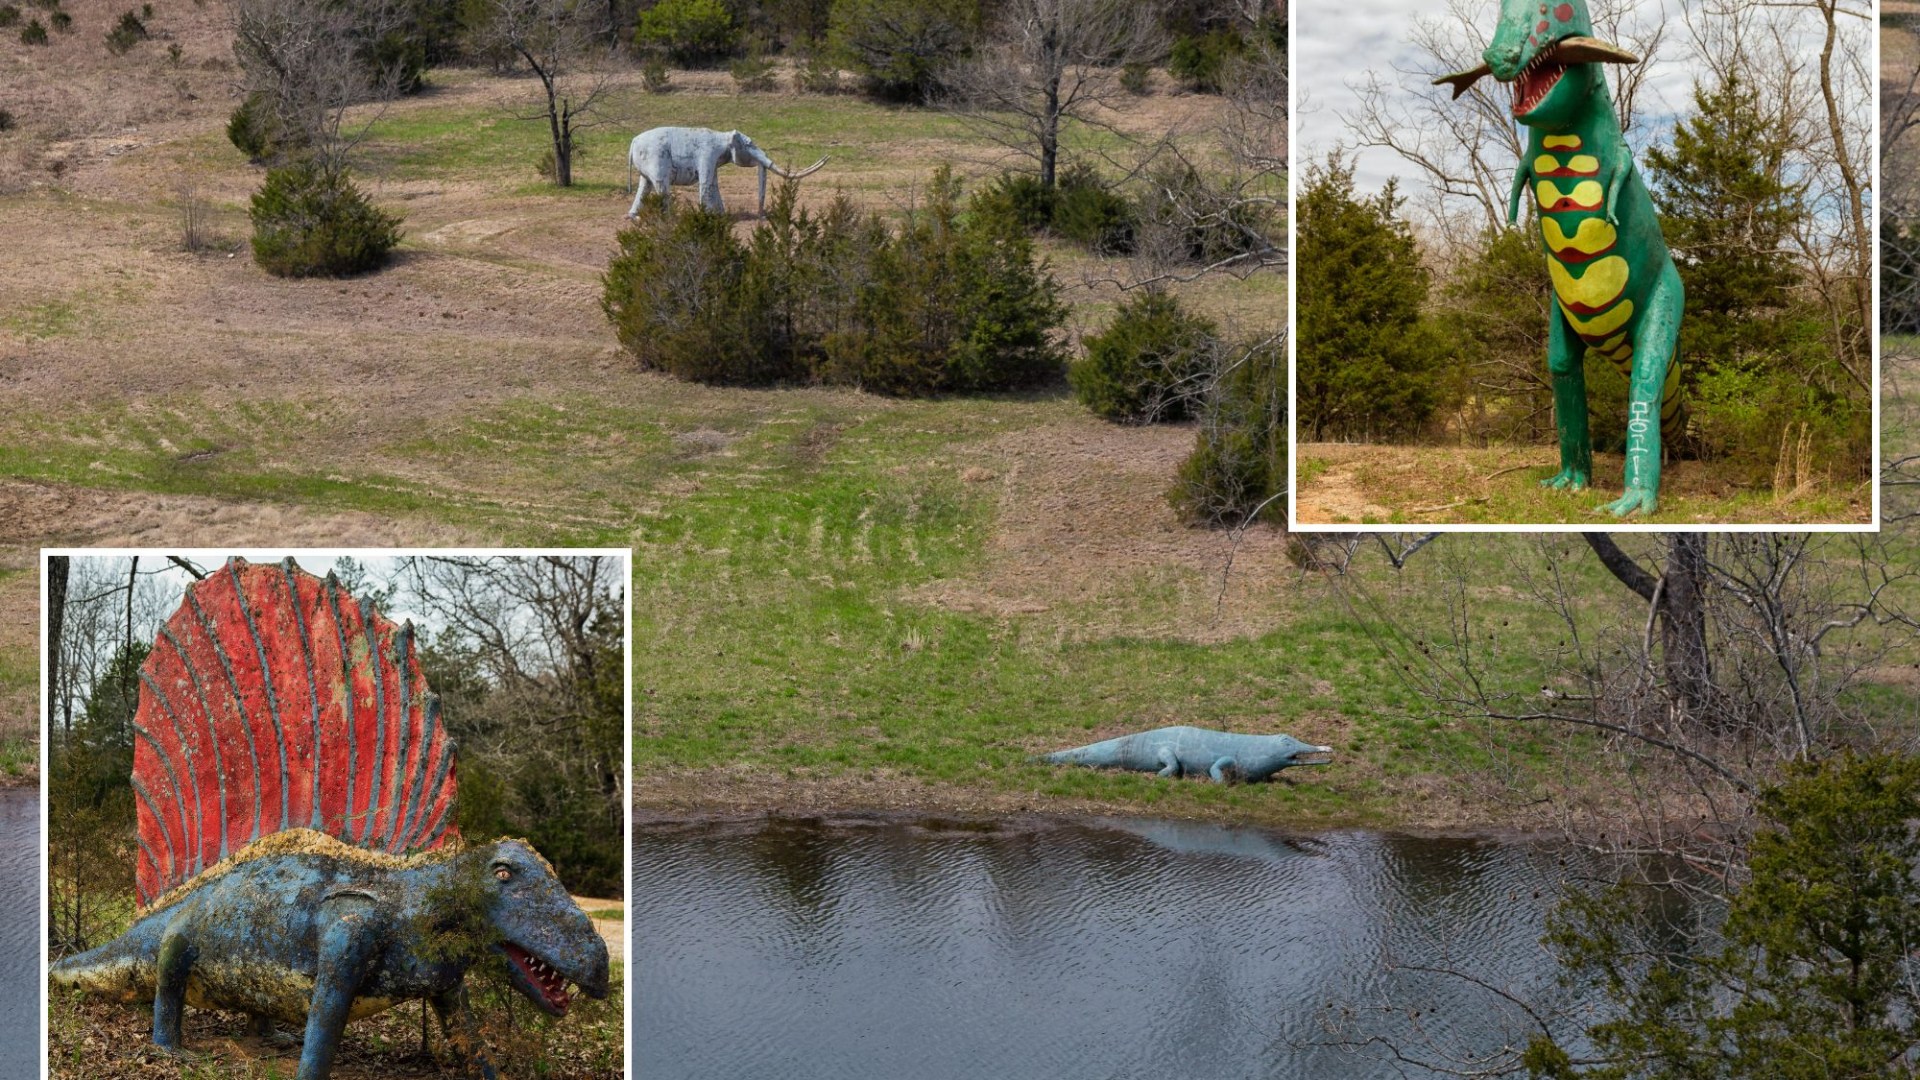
[250,1012,298,1047]
[1603,264,1682,518]
[152,928,195,1052]
[1541,303,1592,492]
[1155,747,1179,778]
[431,984,500,1080]
[296,899,385,1080]
[1208,757,1238,784]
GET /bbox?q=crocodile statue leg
[1208,757,1238,783]
[432,985,501,1080]
[297,897,387,1080]
[152,927,196,1053]
[1604,261,1683,518]
[1155,746,1180,778]
[1542,303,1593,491]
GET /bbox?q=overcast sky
[1294,0,1699,203]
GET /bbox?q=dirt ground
[1293,442,1874,526]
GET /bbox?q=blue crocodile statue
[1041,726,1333,783]
[51,830,610,1080]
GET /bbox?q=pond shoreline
[632,796,1560,844]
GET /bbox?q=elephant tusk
[775,155,829,181]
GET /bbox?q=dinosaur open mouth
[502,942,575,1015]
[1513,50,1566,116]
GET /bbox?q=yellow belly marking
[1562,299,1635,338]
[1549,255,1629,313]
[1543,135,1582,149]
[1542,217,1618,258]
[1537,180,1603,211]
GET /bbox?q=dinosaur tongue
[505,943,574,1013]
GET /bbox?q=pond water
[0,787,37,1080]
[633,814,1615,1080]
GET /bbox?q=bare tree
[230,0,413,174]
[472,0,614,187]
[943,0,1162,190]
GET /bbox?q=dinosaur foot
[1599,487,1658,518]
[1539,467,1589,491]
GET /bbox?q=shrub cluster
[969,163,1274,266]
[19,15,44,42]
[103,8,147,53]
[1167,29,1243,93]
[971,167,1134,254]
[634,0,738,65]
[1070,291,1219,424]
[0,5,18,26]
[603,169,1066,395]
[1170,333,1284,526]
[226,91,304,164]
[250,160,404,277]
[826,0,976,103]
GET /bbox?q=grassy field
[0,0,1915,842]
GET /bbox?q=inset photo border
[1287,0,1879,531]
[39,549,631,1080]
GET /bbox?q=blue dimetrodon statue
[1042,726,1333,783]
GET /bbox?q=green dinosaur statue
[1436,0,1684,517]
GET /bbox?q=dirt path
[572,895,625,966]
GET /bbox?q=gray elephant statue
[625,126,828,218]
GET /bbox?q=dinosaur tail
[50,927,159,998]
[132,558,460,907]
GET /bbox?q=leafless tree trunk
[46,555,66,734]
[944,0,1163,190]
[475,0,614,188]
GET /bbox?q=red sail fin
[132,558,460,906]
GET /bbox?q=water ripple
[633,817,1604,1080]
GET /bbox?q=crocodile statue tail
[131,557,460,907]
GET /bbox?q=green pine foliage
[1645,72,1804,369]
[603,170,1065,395]
[19,15,45,43]
[1295,156,1449,441]
[1441,226,1555,445]
[1169,333,1284,526]
[1069,291,1218,423]
[1527,752,1920,1079]
[249,161,404,278]
[103,9,146,53]
[634,0,739,66]
[1167,29,1243,93]
[1645,71,1868,484]
[826,0,977,103]
[226,91,300,164]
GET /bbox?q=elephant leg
[1155,747,1179,778]
[1540,303,1591,492]
[698,166,724,212]
[626,171,649,218]
[1208,757,1238,784]
[1603,263,1683,519]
